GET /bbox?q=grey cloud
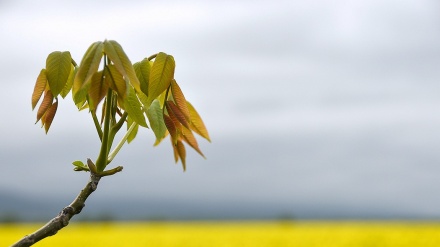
[1,0,440,219]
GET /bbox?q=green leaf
[134,58,151,96]
[149,52,175,102]
[75,98,88,111]
[124,86,147,127]
[46,51,72,97]
[146,99,167,143]
[32,69,47,110]
[72,160,89,171]
[60,64,76,98]
[73,41,104,105]
[137,90,149,108]
[104,40,141,94]
[72,160,86,168]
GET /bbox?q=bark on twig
[10,173,102,247]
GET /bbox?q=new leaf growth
[31,40,210,172]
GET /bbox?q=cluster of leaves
[31,40,210,170]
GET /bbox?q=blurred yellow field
[2,221,440,247]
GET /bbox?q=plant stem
[147,53,157,61]
[95,89,113,172]
[162,86,171,114]
[91,111,103,141]
[11,168,101,247]
[10,159,124,247]
[107,121,137,163]
[113,112,128,133]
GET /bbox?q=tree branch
[11,165,103,247]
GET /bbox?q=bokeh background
[1,0,440,221]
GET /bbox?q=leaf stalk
[107,121,137,163]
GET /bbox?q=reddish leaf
[32,69,47,110]
[176,140,186,171]
[163,114,178,144]
[171,138,179,163]
[42,100,58,133]
[167,103,183,137]
[171,80,190,121]
[182,127,205,158]
[166,100,189,129]
[36,90,54,122]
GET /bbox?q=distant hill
[0,190,47,222]
[1,190,436,222]
[0,190,296,222]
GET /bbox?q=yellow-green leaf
[146,99,167,142]
[73,41,104,105]
[133,58,150,96]
[46,51,72,97]
[137,90,149,108]
[88,71,107,112]
[149,52,175,101]
[104,40,141,94]
[60,64,76,98]
[154,131,169,146]
[72,160,86,168]
[42,100,58,133]
[187,101,210,142]
[124,86,147,127]
[36,90,53,122]
[75,98,88,111]
[105,64,126,99]
[32,69,47,110]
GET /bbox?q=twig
[10,159,122,247]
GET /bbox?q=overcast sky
[1,0,440,218]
